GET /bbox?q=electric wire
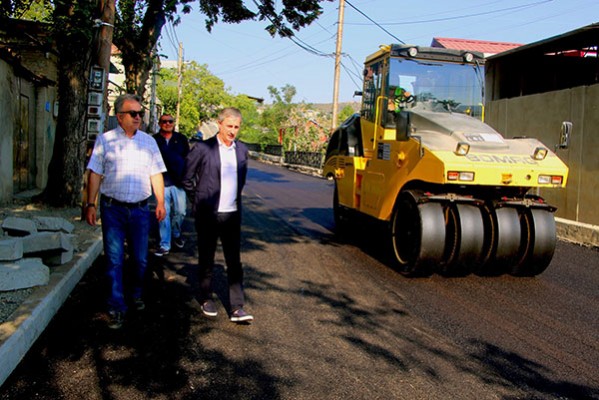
[161,20,179,58]
[340,59,362,90]
[250,0,332,58]
[170,20,181,46]
[354,0,555,26]
[344,0,404,44]
[345,53,364,79]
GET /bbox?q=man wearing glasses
[85,94,167,329]
[153,114,190,257]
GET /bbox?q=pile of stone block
[0,216,75,291]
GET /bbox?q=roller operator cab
[324,44,569,277]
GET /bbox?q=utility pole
[96,0,115,130]
[331,0,345,131]
[83,0,114,214]
[175,42,183,132]
[149,49,158,134]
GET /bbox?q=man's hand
[86,171,101,226]
[85,205,97,226]
[150,173,166,222]
[155,204,166,222]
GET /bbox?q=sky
[158,0,599,104]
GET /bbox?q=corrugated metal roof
[431,37,522,55]
[487,22,599,59]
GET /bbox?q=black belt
[101,195,148,208]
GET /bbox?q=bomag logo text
[465,154,538,165]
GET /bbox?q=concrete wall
[34,87,58,190]
[0,58,58,205]
[486,83,599,225]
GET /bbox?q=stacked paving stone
[0,216,75,291]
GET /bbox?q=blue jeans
[158,185,187,250]
[100,197,150,312]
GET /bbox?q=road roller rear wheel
[391,192,445,277]
[439,203,485,276]
[510,208,556,276]
[477,206,522,276]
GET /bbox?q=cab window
[361,61,383,123]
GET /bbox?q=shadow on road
[2,162,598,399]
[0,214,286,399]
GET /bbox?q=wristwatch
[86,203,96,209]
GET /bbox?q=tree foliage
[338,104,356,125]
[228,95,263,145]
[157,61,229,134]
[260,84,328,152]
[1,0,52,20]
[261,84,297,147]
[156,60,261,140]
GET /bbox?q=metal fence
[284,151,324,168]
[243,142,324,169]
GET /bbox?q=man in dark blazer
[182,107,253,323]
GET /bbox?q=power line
[340,60,362,90]
[347,0,554,26]
[161,20,179,58]
[344,0,404,43]
[344,53,364,80]
[250,0,332,58]
[216,49,299,75]
[397,0,506,20]
[214,31,336,75]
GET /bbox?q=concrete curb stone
[0,228,102,387]
[0,258,49,291]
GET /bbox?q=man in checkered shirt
[85,93,166,330]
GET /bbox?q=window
[361,61,383,123]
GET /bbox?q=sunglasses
[119,110,145,118]
[159,119,174,124]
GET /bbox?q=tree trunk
[43,46,93,207]
[114,0,166,98]
[40,0,96,207]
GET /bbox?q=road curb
[0,232,103,387]
[556,217,599,248]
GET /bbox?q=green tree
[338,104,356,125]
[5,0,52,20]
[261,84,329,152]
[261,84,297,148]
[155,67,179,114]
[156,61,261,139]
[157,61,230,135]
[229,95,263,145]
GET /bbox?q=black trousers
[195,211,245,310]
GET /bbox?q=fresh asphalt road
[1,159,598,399]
